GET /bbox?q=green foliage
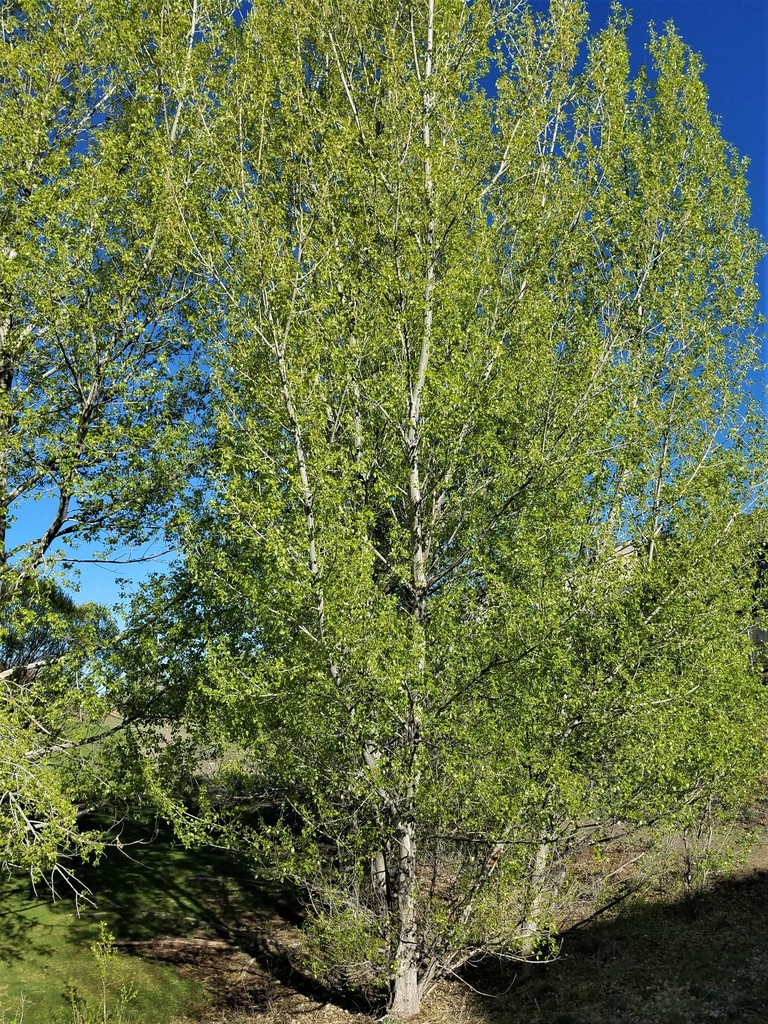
[118,0,767,1013]
[0,576,120,877]
[0,0,219,880]
[0,0,209,593]
[1,578,113,672]
[114,0,768,1007]
[303,902,392,993]
[1,0,765,1016]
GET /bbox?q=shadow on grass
[69,818,273,941]
[455,868,768,1024]
[0,878,53,963]
[62,817,380,1017]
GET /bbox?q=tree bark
[0,285,13,589]
[520,837,551,978]
[390,817,420,1018]
[372,848,389,913]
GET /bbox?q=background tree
[1,577,111,678]
[125,0,765,1016]
[0,0,219,878]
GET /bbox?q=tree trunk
[519,837,551,978]
[372,849,389,913]
[391,959,419,1019]
[389,818,420,1018]
[391,3,433,1015]
[0,295,13,589]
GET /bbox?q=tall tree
[130,0,766,1016]
[0,0,218,877]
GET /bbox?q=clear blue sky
[12,0,768,610]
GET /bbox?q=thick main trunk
[520,837,551,977]
[390,960,419,1019]
[389,819,420,1018]
[390,5,433,1017]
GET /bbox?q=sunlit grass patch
[0,831,217,1024]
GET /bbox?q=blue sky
[12,0,768,610]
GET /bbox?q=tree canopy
[0,0,209,600]
[1,0,766,1017]
[118,0,766,1016]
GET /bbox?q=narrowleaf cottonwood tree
[0,0,217,877]
[136,0,767,1016]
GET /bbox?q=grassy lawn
[0,818,270,1024]
[0,875,208,1023]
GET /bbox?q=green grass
[0,817,275,1024]
[0,875,207,1023]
